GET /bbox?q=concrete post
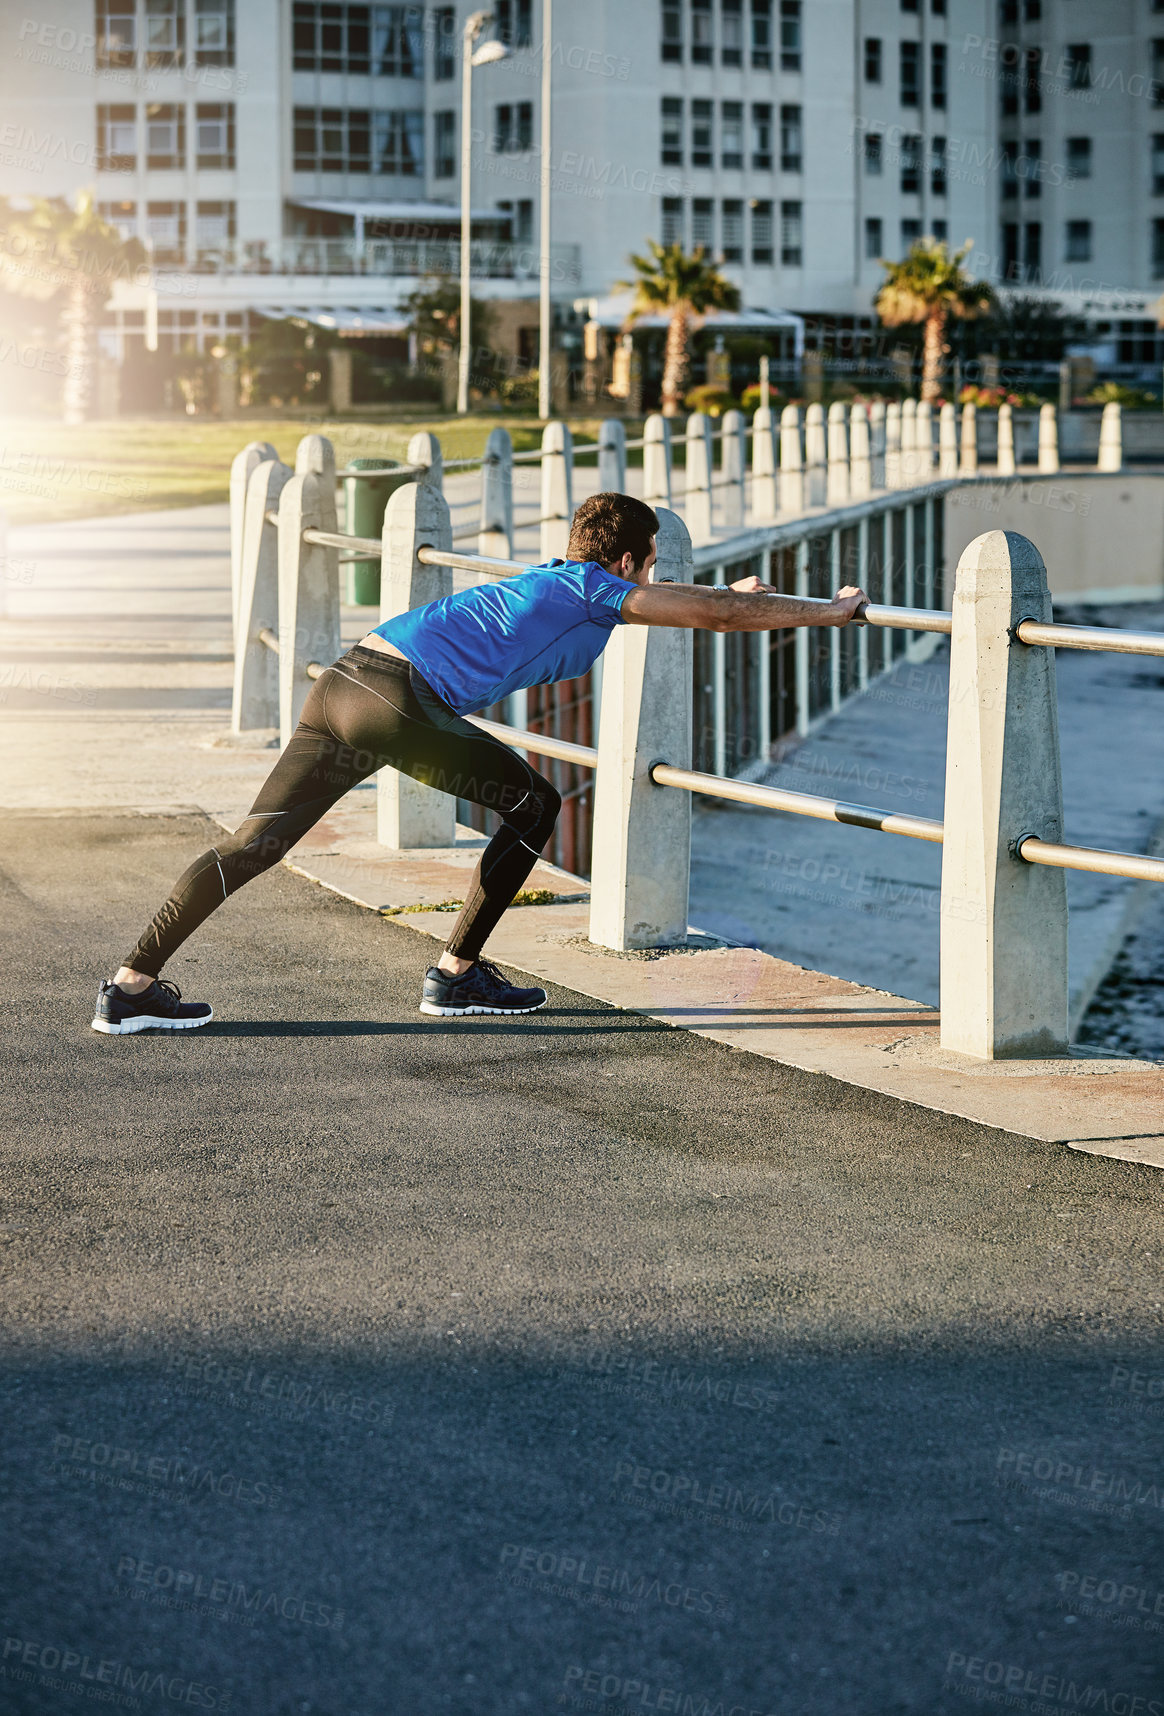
[1037,403,1059,473]
[643,413,673,508]
[939,529,1068,1060]
[407,430,443,491]
[849,405,872,499]
[900,399,918,485]
[885,402,903,487]
[915,400,934,477]
[868,401,886,490]
[377,480,456,848]
[938,402,958,477]
[294,433,335,484]
[684,412,713,540]
[588,506,693,951]
[720,408,746,529]
[804,403,827,506]
[540,421,574,560]
[751,405,778,520]
[959,402,979,476]
[598,418,626,492]
[229,440,278,644]
[277,467,339,749]
[479,426,514,559]
[996,404,1016,476]
[779,404,804,514]
[1098,401,1122,472]
[232,457,292,733]
[826,401,850,506]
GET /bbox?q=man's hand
[830,585,869,626]
[730,574,768,593]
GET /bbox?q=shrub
[683,384,736,416]
[1086,381,1158,410]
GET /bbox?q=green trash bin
[343,458,413,606]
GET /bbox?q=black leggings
[124,644,561,977]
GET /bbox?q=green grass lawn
[0,413,634,528]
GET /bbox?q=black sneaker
[420,959,547,1018]
[91,978,214,1035]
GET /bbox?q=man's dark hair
[567,492,659,570]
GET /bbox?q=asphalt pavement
[2,809,1162,1716]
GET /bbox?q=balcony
[179,237,583,285]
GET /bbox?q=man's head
[567,492,659,583]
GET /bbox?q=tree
[0,192,146,423]
[615,241,740,417]
[875,238,995,402]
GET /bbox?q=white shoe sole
[90,1007,214,1035]
[419,998,546,1017]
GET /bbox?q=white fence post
[996,404,1016,476]
[915,400,934,477]
[751,404,778,520]
[1098,401,1122,472]
[277,467,339,748]
[377,481,456,848]
[540,421,573,559]
[295,433,335,484]
[407,430,443,491]
[643,413,673,508]
[885,402,903,487]
[229,440,277,643]
[938,402,958,477]
[684,412,713,540]
[720,408,746,529]
[779,404,804,514]
[939,529,1068,1059]
[232,457,292,732]
[959,402,978,476]
[588,506,693,951]
[479,425,514,558]
[804,403,827,507]
[598,418,627,492]
[849,404,872,499]
[826,401,849,506]
[900,399,918,485]
[1038,403,1059,473]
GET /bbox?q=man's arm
[621,580,868,632]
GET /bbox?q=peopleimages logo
[1,1635,231,1709]
[944,1651,1163,1715]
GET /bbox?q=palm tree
[616,240,740,417]
[875,238,995,402]
[0,192,146,423]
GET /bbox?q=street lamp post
[458,11,508,416]
[537,0,552,420]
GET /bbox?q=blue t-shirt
[372,558,631,715]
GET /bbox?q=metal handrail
[1015,618,1164,657]
[1016,836,1164,883]
[467,715,598,767]
[650,763,944,841]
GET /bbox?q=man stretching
[93,492,867,1032]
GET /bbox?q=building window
[1066,136,1091,182]
[98,200,137,241]
[662,0,682,60]
[1153,218,1164,277]
[433,7,455,77]
[900,133,921,194]
[1153,41,1164,106]
[1066,44,1091,90]
[1002,221,1019,276]
[376,8,425,76]
[864,131,882,174]
[931,137,947,196]
[374,109,424,174]
[1023,0,1040,14]
[96,0,135,68]
[145,103,185,169]
[901,217,922,247]
[751,103,772,169]
[513,199,534,244]
[145,0,184,69]
[751,199,773,264]
[722,101,743,169]
[292,4,422,76]
[901,0,919,10]
[195,199,235,258]
[932,0,946,12]
[195,104,235,169]
[1152,136,1164,194]
[146,200,186,262]
[722,198,744,262]
[1065,219,1092,261]
[1023,138,1041,198]
[692,99,713,168]
[1023,47,1042,114]
[865,216,883,259]
[496,0,533,47]
[780,200,802,265]
[932,217,948,240]
[751,0,771,69]
[780,105,802,172]
[662,98,683,166]
[493,102,534,152]
[662,196,684,247]
[692,0,713,63]
[780,0,801,71]
[901,41,921,106]
[1000,0,1017,20]
[722,0,742,66]
[97,104,136,171]
[1024,221,1041,273]
[692,197,714,251]
[293,107,372,172]
[1001,143,1018,200]
[194,0,235,66]
[434,109,455,177]
[864,36,881,82]
[931,42,947,108]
